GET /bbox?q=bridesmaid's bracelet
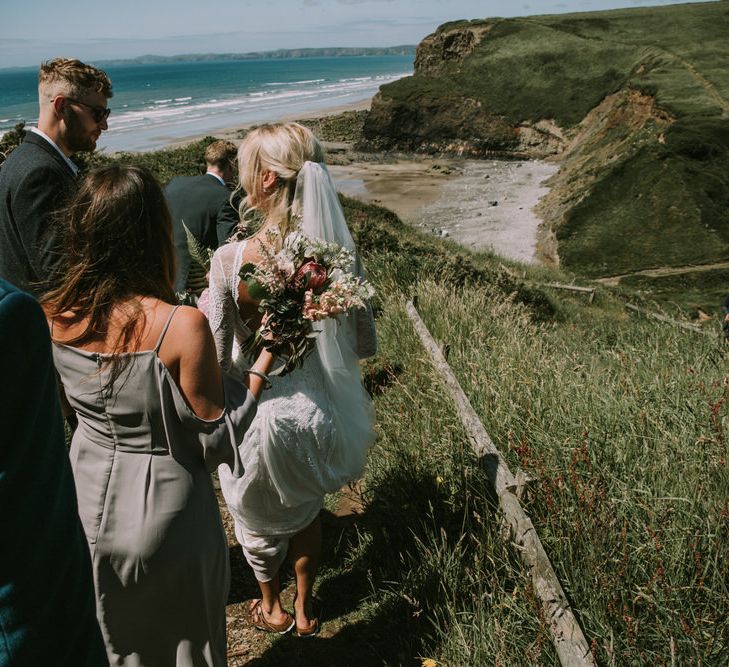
[243,369,272,390]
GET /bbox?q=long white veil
[292,161,376,481]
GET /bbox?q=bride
[206,122,377,636]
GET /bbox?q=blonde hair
[236,122,324,240]
[38,58,113,106]
[204,139,237,170]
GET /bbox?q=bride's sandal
[248,599,295,635]
[294,595,321,638]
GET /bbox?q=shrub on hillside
[76,136,218,184]
[0,122,26,165]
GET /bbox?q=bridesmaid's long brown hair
[43,165,176,366]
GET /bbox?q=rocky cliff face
[360,3,729,281]
[535,90,673,265]
[362,21,568,158]
[413,22,493,75]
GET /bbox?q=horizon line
[0,45,418,72]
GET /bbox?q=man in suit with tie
[0,58,112,298]
[165,140,240,303]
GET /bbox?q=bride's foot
[293,593,320,637]
[248,599,295,634]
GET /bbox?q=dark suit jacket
[0,132,77,298]
[165,173,239,295]
[0,279,108,666]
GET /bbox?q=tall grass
[358,268,728,663]
[328,193,728,664]
[344,282,560,665]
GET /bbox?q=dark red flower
[295,259,328,292]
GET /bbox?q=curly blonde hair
[236,123,324,241]
[38,57,113,105]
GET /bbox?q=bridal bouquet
[239,232,374,373]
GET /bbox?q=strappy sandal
[294,596,321,638]
[248,599,295,635]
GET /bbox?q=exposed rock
[414,22,494,75]
[363,92,521,156]
[359,2,729,280]
[534,89,674,266]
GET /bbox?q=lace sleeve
[207,243,243,372]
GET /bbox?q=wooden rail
[543,282,596,302]
[405,300,595,667]
[624,303,712,336]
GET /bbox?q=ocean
[0,56,412,152]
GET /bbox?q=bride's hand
[258,313,276,342]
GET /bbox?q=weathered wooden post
[406,300,595,667]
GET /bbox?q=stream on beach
[330,158,558,265]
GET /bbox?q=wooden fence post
[405,300,595,667]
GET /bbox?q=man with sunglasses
[0,58,112,297]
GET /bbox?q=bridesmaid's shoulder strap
[154,305,180,352]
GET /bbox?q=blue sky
[0,0,714,68]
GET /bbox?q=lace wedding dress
[206,239,376,580]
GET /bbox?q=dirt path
[595,260,729,286]
[669,51,729,115]
[216,479,372,665]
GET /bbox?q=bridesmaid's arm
[171,307,226,420]
[167,307,275,416]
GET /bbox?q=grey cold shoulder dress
[51,306,257,667]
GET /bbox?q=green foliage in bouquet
[181,221,215,297]
[239,233,374,374]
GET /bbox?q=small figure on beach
[206,122,377,637]
[43,164,278,665]
[0,58,112,297]
[165,139,241,304]
[0,278,107,666]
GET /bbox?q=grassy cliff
[2,128,726,662]
[362,1,729,314]
[283,190,728,665]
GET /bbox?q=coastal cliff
[362,2,729,287]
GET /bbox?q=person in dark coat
[0,58,112,298]
[165,140,240,303]
[0,278,108,666]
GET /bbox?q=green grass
[336,196,729,664]
[6,118,727,661]
[363,1,729,307]
[618,267,729,319]
[557,116,729,279]
[372,2,729,130]
[409,282,727,663]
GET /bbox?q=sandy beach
[160,99,372,149]
[329,156,558,264]
[163,100,558,266]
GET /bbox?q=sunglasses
[65,97,111,123]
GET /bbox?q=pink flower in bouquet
[295,259,328,292]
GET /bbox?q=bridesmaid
[42,164,276,666]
